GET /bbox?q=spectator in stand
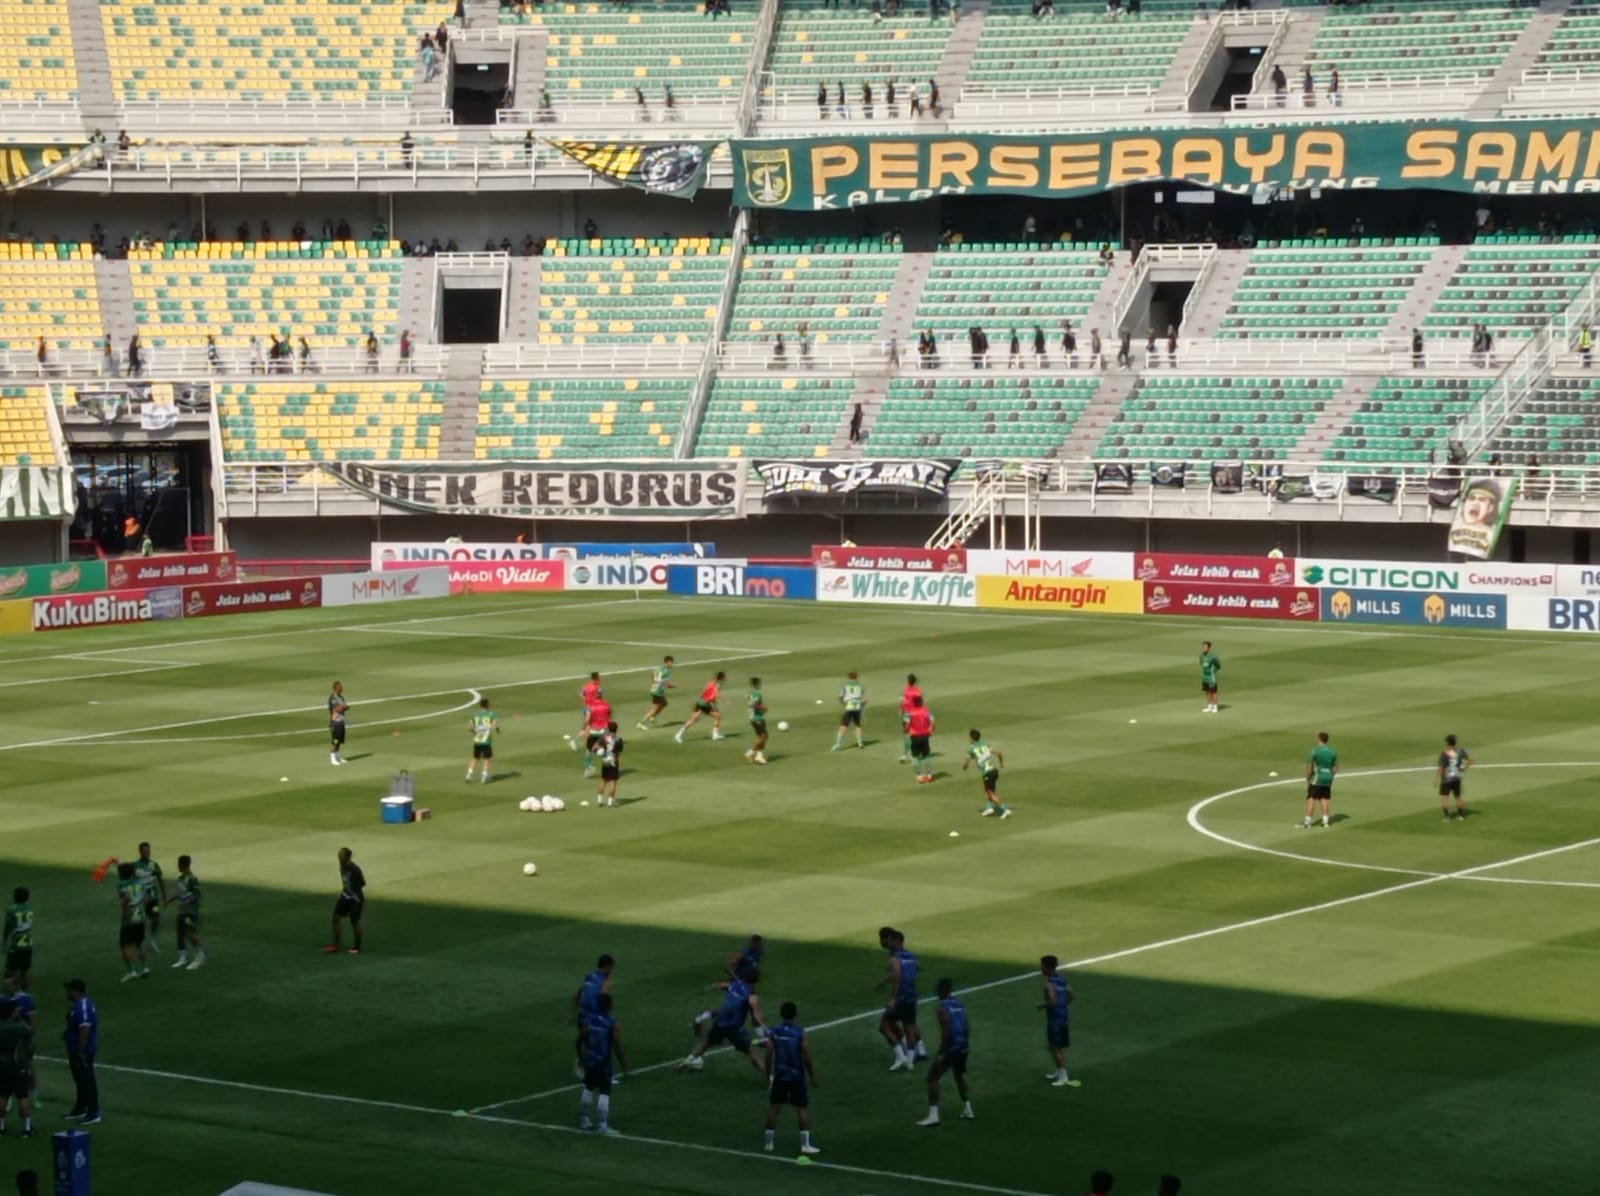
[260,220,272,241]
[849,403,864,444]
[538,89,553,121]
[117,130,130,154]
[635,85,647,113]
[664,84,676,113]
[1411,327,1425,368]
[236,220,251,242]
[836,81,848,119]
[798,322,812,365]
[968,326,987,370]
[372,218,389,241]
[250,337,265,374]
[1033,324,1047,368]
[205,334,221,373]
[1022,214,1037,241]
[1007,328,1022,369]
[435,21,450,52]
[1098,242,1114,269]
[1116,328,1131,369]
[365,330,379,373]
[771,331,787,367]
[886,79,897,116]
[1271,63,1287,106]
[400,131,415,168]
[399,329,414,372]
[126,334,143,377]
[1145,328,1157,366]
[583,217,598,239]
[336,217,352,240]
[1066,323,1082,369]
[291,218,306,241]
[928,78,942,115]
[1580,323,1593,368]
[421,39,438,81]
[817,82,828,119]
[861,81,874,119]
[101,332,117,377]
[1302,64,1315,105]
[35,336,48,376]
[1166,324,1178,368]
[909,85,923,118]
[1328,64,1340,106]
[454,0,465,25]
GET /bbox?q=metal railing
[480,342,705,373]
[679,207,751,457]
[117,97,452,130]
[1232,75,1486,114]
[496,98,737,130]
[1247,11,1291,100]
[0,98,85,129]
[16,344,446,381]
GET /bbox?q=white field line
[0,661,201,688]
[1187,762,1600,890]
[469,825,1600,1114]
[348,625,784,653]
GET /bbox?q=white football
[519,797,534,812]
[540,795,558,812]
[777,720,790,732]
[523,862,538,876]
[551,797,566,811]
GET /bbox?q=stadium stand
[1304,3,1532,81]
[725,239,900,348]
[1329,376,1490,464]
[0,0,77,101]
[912,245,1109,350]
[1490,376,1600,467]
[874,375,1099,458]
[0,245,102,355]
[216,379,444,461]
[126,242,405,350]
[100,0,450,104]
[1218,240,1437,340]
[0,385,58,464]
[693,375,854,459]
[1528,3,1600,72]
[539,237,731,347]
[502,0,757,103]
[1096,375,1337,460]
[1422,239,1600,338]
[966,2,1193,96]
[767,1,952,105]
[476,377,688,459]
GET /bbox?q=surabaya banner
[322,462,745,520]
[976,576,1143,614]
[733,119,1600,210]
[107,552,237,590]
[1135,553,1296,586]
[754,459,961,499]
[967,550,1134,580]
[1297,557,1555,595]
[817,568,976,607]
[0,143,101,194]
[182,578,322,618]
[0,466,76,519]
[811,546,967,572]
[1143,581,1319,621]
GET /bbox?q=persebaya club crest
[742,148,792,206]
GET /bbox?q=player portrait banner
[1446,475,1517,561]
[547,139,719,199]
[811,545,966,572]
[0,560,108,600]
[1135,553,1296,587]
[966,550,1134,580]
[1143,581,1319,621]
[0,466,76,519]
[817,568,976,607]
[1321,588,1506,629]
[106,551,236,590]
[1150,462,1186,489]
[182,578,322,618]
[0,142,99,194]
[734,119,1600,210]
[975,575,1143,614]
[753,459,961,500]
[321,462,745,520]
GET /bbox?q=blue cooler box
[53,1127,90,1196]
[381,796,414,824]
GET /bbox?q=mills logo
[1329,590,1353,619]
[1423,593,1447,624]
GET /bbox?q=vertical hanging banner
[1446,476,1517,561]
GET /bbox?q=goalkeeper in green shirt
[833,672,867,751]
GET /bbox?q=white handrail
[20,344,446,380]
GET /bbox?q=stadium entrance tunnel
[451,59,511,127]
[442,286,503,345]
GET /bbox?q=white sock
[1322,815,1329,826]
[580,1090,592,1116]
[799,1130,811,1148]
[763,1129,775,1148]
[926,1105,939,1121]
[963,1100,974,1115]
[596,1094,610,1126]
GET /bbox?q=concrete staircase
[836,250,935,451]
[409,43,450,119]
[1154,15,1219,106]
[505,257,543,342]
[399,257,438,346]
[1381,244,1468,342]
[933,0,991,120]
[63,0,118,125]
[1057,367,1142,460]
[463,0,501,31]
[1469,1,1569,117]
[1179,247,1251,337]
[1080,251,1139,348]
[437,345,485,459]
[1258,7,1323,98]
[511,30,547,109]
[92,258,135,349]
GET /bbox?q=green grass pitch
[2,593,1598,1196]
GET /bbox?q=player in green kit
[638,655,674,730]
[3,888,32,990]
[744,677,769,766]
[1302,731,1338,828]
[964,730,1011,819]
[832,672,866,751]
[166,855,206,970]
[466,697,500,784]
[1438,734,1471,821]
[133,842,165,955]
[328,680,349,765]
[1199,642,1221,713]
[115,862,150,981]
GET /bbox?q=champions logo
[1002,580,1109,609]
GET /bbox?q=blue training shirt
[894,948,919,1002]
[941,996,969,1053]
[769,1020,806,1082]
[584,1012,615,1068]
[734,942,764,982]
[578,969,608,1016]
[716,978,753,1028]
[9,991,36,1027]
[1045,974,1069,1026]
[64,996,98,1056]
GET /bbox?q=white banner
[1554,565,1600,599]
[370,542,545,570]
[1509,594,1600,632]
[563,556,717,591]
[1295,558,1556,595]
[965,550,1134,581]
[321,567,451,608]
[817,568,976,608]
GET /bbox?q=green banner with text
[0,143,100,194]
[733,119,1600,210]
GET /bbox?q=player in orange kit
[674,671,727,743]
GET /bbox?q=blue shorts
[706,1022,751,1053]
[1047,1022,1070,1051]
[583,1064,612,1095]
[889,998,918,1026]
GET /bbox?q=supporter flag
[0,142,101,194]
[1093,463,1133,493]
[1151,462,1186,488]
[1210,462,1244,493]
[1347,474,1397,503]
[1446,475,1517,561]
[1428,473,1463,509]
[548,139,718,199]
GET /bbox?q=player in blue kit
[763,1001,821,1156]
[679,971,766,1073]
[877,927,925,1070]
[917,978,975,1126]
[1040,954,1081,1088]
[727,934,764,983]
[579,991,628,1135]
[571,954,614,1077]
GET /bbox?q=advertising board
[975,576,1143,614]
[0,561,108,600]
[1296,558,1555,595]
[322,568,452,608]
[371,542,545,569]
[0,598,33,635]
[182,578,323,618]
[565,557,720,591]
[422,560,566,594]
[1320,588,1507,629]
[1509,595,1600,632]
[545,542,715,560]
[811,546,967,573]
[32,587,183,631]
[1135,553,1296,586]
[1554,565,1600,599]
[817,568,975,607]
[106,552,237,590]
[966,550,1134,581]
[1143,581,1319,620]
[665,564,818,600]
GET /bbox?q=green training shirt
[118,877,147,926]
[1199,651,1221,685]
[840,681,865,711]
[134,857,163,902]
[173,872,201,916]
[471,710,499,745]
[968,740,1000,776]
[3,902,32,951]
[650,666,672,697]
[1308,744,1338,786]
[748,688,766,719]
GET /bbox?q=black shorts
[769,1078,808,1108]
[177,913,199,935]
[1201,680,1217,692]
[0,1067,31,1102]
[119,923,145,948]
[5,947,31,974]
[649,692,668,707]
[1439,779,1462,797]
[981,770,999,791]
[334,896,364,921]
[600,765,620,782]
[909,735,931,757]
[932,1050,967,1079]
[841,709,862,727]
[1307,784,1332,800]
[473,743,494,759]
[695,700,715,715]
[144,900,162,921]
[1047,1022,1070,1050]
[586,732,604,751]
[705,1023,751,1053]
[583,1064,613,1095]
[331,723,346,745]
[750,718,767,734]
[888,998,918,1026]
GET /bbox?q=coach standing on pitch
[63,979,100,1124]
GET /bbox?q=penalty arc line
[469,824,1600,1115]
